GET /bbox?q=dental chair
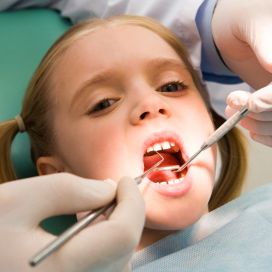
[0,9,76,234]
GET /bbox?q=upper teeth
[146,141,179,154]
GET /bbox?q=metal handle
[29,164,180,266]
[203,106,248,148]
[30,201,116,266]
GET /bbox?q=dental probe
[176,106,249,173]
[29,163,179,267]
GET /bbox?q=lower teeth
[157,177,184,185]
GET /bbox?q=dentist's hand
[0,173,145,272]
[225,83,272,147]
[212,0,272,89]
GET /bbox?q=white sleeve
[56,0,204,70]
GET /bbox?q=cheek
[190,101,214,131]
[78,120,133,179]
[173,93,213,128]
[55,115,127,178]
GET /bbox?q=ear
[36,156,65,175]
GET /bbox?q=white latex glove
[0,173,145,272]
[226,83,272,147]
[212,0,272,89]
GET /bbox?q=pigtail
[0,119,19,183]
[209,111,248,210]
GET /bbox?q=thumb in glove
[225,84,272,147]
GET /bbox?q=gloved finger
[0,173,116,226]
[226,105,272,135]
[249,83,272,113]
[241,111,272,122]
[227,86,272,114]
[110,176,145,230]
[239,118,272,136]
[225,105,272,121]
[226,90,250,110]
[250,133,272,148]
[56,177,145,272]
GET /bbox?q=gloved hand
[225,83,272,147]
[212,0,272,89]
[0,173,145,272]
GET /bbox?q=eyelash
[158,80,188,93]
[88,98,119,114]
[88,80,188,114]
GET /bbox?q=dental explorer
[175,106,249,173]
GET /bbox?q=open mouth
[143,140,188,184]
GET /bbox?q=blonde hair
[0,15,247,210]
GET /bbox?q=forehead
[54,24,183,77]
[49,24,186,108]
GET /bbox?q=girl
[0,15,251,270]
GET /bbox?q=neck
[137,228,177,251]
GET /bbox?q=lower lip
[148,168,192,197]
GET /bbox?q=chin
[144,200,209,231]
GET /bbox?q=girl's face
[39,25,217,230]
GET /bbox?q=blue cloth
[132,184,272,271]
[195,0,242,84]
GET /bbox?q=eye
[159,81,188,93]
[88,98,119,114]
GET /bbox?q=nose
[130,94,172,125]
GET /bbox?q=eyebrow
[70,70,116,111]
[70,57,187,110]
[146,58,186,72]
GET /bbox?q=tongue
[144,153,180,182]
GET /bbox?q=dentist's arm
[212,0,272,89]
[0,173,145,272]
[211,0,272,147]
